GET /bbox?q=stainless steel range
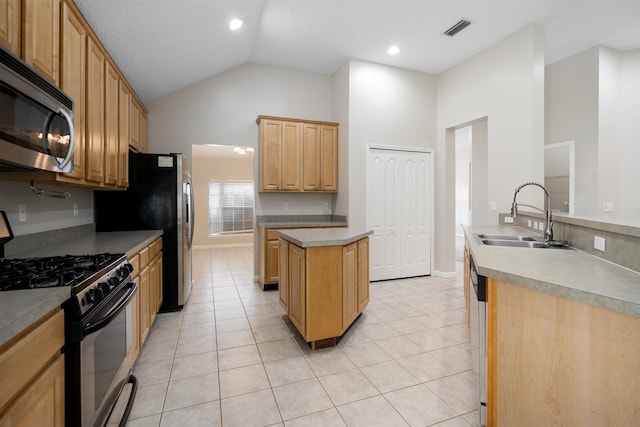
[0,211,138,427]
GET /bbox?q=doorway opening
[191,144,255,249]
[453,118,488,262]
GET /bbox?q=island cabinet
[487,278,640,427]
[278,231,371,349]
[0,309,65,426]
[257,115,338,193]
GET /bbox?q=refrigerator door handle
[186,177,194,249]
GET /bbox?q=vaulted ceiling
[75,0,640,102]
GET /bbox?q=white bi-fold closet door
[367,147,432,281]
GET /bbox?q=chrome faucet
[510,182,553,241]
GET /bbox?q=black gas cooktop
[0,253,124,291]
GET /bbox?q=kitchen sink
[476,234,536,241]
[473,233,573,249]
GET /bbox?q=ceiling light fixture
[229,19,243,31]
[387,45,401,55]
[443,19,471,37]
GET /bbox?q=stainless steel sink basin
[473,233,573,249]
[481,239,550,248]
[476,234,536,242]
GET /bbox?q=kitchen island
[278,227,372,349]
[464,225,640,427]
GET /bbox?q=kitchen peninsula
[464,225,640,427]
[278,227,372,349]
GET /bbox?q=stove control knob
[108,277,120,288]
[98,282,111,295]
[87,288,102,304]
[122,263,134,275]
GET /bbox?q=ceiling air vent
[443,19,471,37]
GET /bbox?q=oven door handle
[83,281,137,337]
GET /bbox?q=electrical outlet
[504,216,514,224]
[533,221,539,230]
[594,236,606,252]
[323,202,328,210]
[283,202,288,210]
[73,203,79,217]
[18,204,27,222]
[602,202,614,213]
[490,201,496,211]
[527,219,532,227]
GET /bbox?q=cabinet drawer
[0,309,64,411]
[266,229,280,240]
[139,246,150,268]
[128,253,140,277]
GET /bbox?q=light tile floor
[126,247,480,427]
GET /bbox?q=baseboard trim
[433,270,458,278]
[193,243,254,249]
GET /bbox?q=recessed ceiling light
[387,45,400,55]
[229,19,243,31]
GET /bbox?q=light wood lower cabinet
[485,277,640,426]
[279,237,370,348]
[0,310,65,426]
[129,237,163,358]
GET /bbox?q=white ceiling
[74,0,640,103]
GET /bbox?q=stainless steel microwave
[0,46,74,173]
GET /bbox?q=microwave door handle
[57,108,75,170]
[42,109,75,171]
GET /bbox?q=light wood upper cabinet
[129,97,140,151]
[60,2,85,181]
[258,116,338,192]
[140,110,148,153]
[104,61,119,186]
[0,0,21,56]
[118,81,130,187]
[23,0,60,85]
[85,36,104,184]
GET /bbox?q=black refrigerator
[95,152,194,311]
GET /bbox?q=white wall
[436,25,545,274]
[146,63,336,217]
[546,46,640,223]
[0,180,93,236]
[345,60,438,227]
[545,47,600,216]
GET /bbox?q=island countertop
[464,225,640,318]
[278,227,373,248]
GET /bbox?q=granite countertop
[0,230,162,348]
[278,227,373,248]
[464,225,640,318]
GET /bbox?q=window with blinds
[208,181,254,236]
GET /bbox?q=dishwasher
[469,254,487,426]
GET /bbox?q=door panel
[368,148,431,281]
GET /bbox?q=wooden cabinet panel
[302,123,321,191]
[23,0,59,85]
[260,119,282,190]
[357,237,369,311]
[129,98,140,151]
[118,81,130,187]
[155,253,163,312]
[85,37,105,183]
[281,121,302,190]
[266,240,280,283]
[140,110,148,153]
[130,290,139,364]
[104,61,119,185]
[278,239,289,311]
[342,242,358,328]
[320,125,338,191]
[288,244,306,334]
[0,0,21,57]
[60,2,86,181]
[138,266,150,346]
[0,355,64,427]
